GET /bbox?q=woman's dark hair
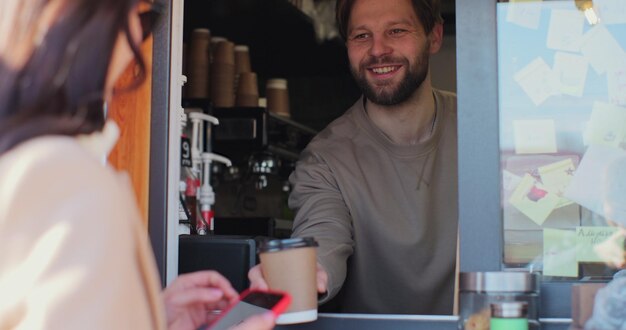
[336,0,443,41]
[0,0,145,155]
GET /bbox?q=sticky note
[538,158,576,208]
[594,0,626,25]
[607,58,626,106]
[546,9,584,52]
[506,0,543,29]
[576,226,625,263]
[543,228,578,277]
[564,145,626,218]
[580,24,626,74]
[587,102,626,148]
[592,228,626,267]
[553,52,589,97]
[509,174,561,225]
[604,157,626,226]
[514,57,561,106]
[513,119,558,154]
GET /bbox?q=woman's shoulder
[0,136,128,200]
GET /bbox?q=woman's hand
[162,271,239,330]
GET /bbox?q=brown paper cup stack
[266,78,290,117]
[236,72,259,107]
[187,29,211,98]
[209,36,227,62]
[234,45,252,74]
[210,40,235,107]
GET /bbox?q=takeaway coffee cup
[266,78,290,117]
[258,237,319,324]
[236,72,259,107]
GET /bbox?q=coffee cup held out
[258,237,319,324]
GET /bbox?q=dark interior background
[183,0,457,131]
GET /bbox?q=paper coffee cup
[259,237,319,324]
[236,72,259,107]
[266,78,290,118]
[187,28,211,98]
[212,41,235,65]
[234,45,252,74]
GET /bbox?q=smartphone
[204,289,291,330]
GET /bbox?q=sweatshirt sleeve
[289,147,354,303]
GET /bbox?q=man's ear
[428,23,444,54]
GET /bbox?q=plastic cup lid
[258,237,318,253]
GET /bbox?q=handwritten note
[586,102,626,148]
[506,0,543,30]
[514,119,558,154]
[509,174,561,225]
[543,228,578,277]
[580,24,626,74]
[546,9,584,52]
[538,158,576,208]
[604,156,626,226]
[576,226,625,263]
[594,0,626,25]
[607,58,626,106]
[552,52,589,97]
[514,57,561,106]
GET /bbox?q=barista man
[250,0,458,314]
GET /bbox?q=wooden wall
[108,38,154,226]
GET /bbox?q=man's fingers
[248,265,269,290]
[316,263,328,293]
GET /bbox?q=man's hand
[248,262,329,294]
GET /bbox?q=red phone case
[206,288,292,329]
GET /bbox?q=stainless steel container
[458,272,540,330]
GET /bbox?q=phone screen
[206,291,286,330]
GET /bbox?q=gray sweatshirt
[289,89,458,314]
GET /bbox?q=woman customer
[0,0,275,329]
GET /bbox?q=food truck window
[458,0,626,318]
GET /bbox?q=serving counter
[275,314,571,330]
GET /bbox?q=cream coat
[0,124,166,329]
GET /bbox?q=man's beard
[351,49,429,106]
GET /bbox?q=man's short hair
[336,0,444,41]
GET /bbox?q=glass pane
[496,0,626,280]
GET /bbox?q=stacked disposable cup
[236,72,259,107]
[210,36,227,61]
[266,78,290,117]
[234,45,252,74]
[210,40,236,107]
[187,29,211,98]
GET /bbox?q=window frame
[456,0,573,318]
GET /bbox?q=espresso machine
[209,106,317,238]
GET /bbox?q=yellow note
[509,174,561,225]
[538,158,576,208]
[587,102,626,148]
[513,119,558,154]
[576,226,626,263]
[506,0,543,30]
[543,228,578,277]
